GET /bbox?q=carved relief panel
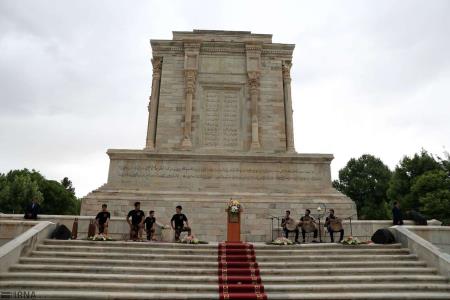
[199,84,245,151]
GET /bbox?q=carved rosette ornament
[184,69,197,95]
[247,71,260,93]
[145,56,163,151]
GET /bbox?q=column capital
[151,57,163,78]
[282,60,292,80]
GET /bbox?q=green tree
[0,168,80,215]
[387,150,441,212]
[333,154,392,219]
[410,156,450,224]
[61,177,75,194]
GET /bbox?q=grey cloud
[0,0,449,196]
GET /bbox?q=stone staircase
[0,239,449,299]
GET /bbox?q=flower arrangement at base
[88,234,114,241]
[227,199,242,214]
[341,236,361,245]
[270,237,294,245]
[179,235,208,244]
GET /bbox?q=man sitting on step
[127,202,145,241]
[324,209,344,243]
[170,205,191,242]
[281,210,299,243]
[95,204,110,236]
[299,209,318,243]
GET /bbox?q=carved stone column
[181,69,197,149]
[248,71,261,150]
[145,56,163,151]
[180,42,200,150]
[245,43,262,151]
[282,60,295,153]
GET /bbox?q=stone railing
[0,221,56,273]
[390,226,450,278]
[401,226,450,255]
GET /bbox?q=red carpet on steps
[218,242,267,300]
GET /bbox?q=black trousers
[174,226,191,241]
[327,227,344,242]
[283,228,299,241]
[301,228,318,240]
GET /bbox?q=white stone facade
[80,30,357,241]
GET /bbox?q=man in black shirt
[144,210,156,241]
[95,204,111,235]
[127,202,145,241]
[24,197,40,220]
[325,209,344,242]
[281,210,299,243]
[299,209,318,243]
[170,205,191,242]
[392,201,404,225]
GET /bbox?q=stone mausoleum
[80,30,357,241]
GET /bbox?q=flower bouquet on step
[179,235,208,244]
[341,236,361,245]
[270,237,294,245]
[88,234,114,241]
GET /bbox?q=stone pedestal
[227,211,241,242]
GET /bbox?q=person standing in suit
[392,201,404,225]
[24,197,40,219]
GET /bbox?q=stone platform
[81,150,356,242]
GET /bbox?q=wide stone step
[30,250,218,261]
[8,264,436,276]
[258,260,427,268]
[18,256,426,269]
[1,281,450,293]
[0,281,217,292]
[264,283,450,292]
[42,239,404,250]
[35,244,410,256]
[261,274,448,284]
[19,257,219,268]
[267,292,450,300]
[29,250,419,262]
[1,272,447,284]
[36,244,218,255]
[254,254,418,262]
[0,290,218,299]
[1,290,450,300]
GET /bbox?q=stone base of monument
[81,150,357,242]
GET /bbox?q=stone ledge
[107,149,334,163]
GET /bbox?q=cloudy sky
[0,0,449,197]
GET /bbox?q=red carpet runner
[218,242,267,300]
